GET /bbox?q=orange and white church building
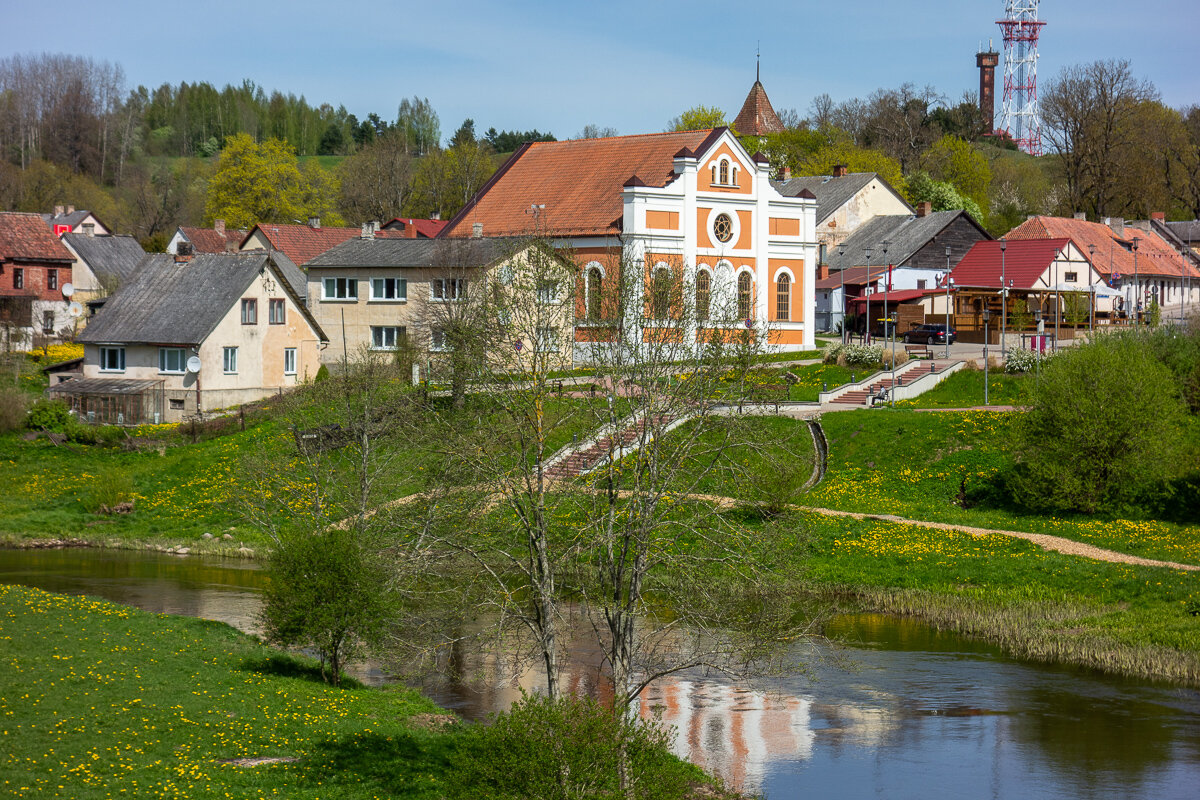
[440,123,819,361]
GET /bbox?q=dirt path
[789,505,1200,572]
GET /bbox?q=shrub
[880,348,910,369]
[25,398,72,431]
[1011,333,1193,513]
[0,385,28,433]
[314,364,330,383]
[83,470,136,514]
[826,343,884,368]
[1004,347,1048,373]
[452,692,702,800]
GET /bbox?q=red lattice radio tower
[996,1,1046,155]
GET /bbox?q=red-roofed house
[948,238,1114,345]
[1005,215,1200,317]
[381,217,449,238]
[240,219,406,267]
[0,212,75,346]
[440,127,819,356]
[168,219,244,255]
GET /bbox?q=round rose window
[713,213,733,243]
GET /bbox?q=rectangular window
[268,298,286,324]
[917,279,927,290]
[322,276,358,300]
[370,325,406,350]
[370,277,408,301]
[158,347,186,374]
[1065,271,1078,282]
[429,327,448,352]
[431,278,465,301]
[223,346,238,374]
[48,269,58,290]
[99,346,125,372]
[537,280,558,304]
[536,326,559,353]
[241,298,257,324]
[169,398,185,410]
[42,310,54,334]
[283,347,297,375]
[13,268,23,289]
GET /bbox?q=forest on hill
[1,52,1196,250]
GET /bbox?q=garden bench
[904,344,934,360]
[749,382,792,410]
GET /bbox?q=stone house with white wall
[62,251,327,423]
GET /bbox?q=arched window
[776,273,791,321]
[711,165,717,184]
[719,159,729,185]
[737,272,752,320]
[731,166,739,186]
[651,267,671,319]
[586,267,603,321]
[696,270,711,322]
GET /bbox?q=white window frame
[370,277,408,302]
[535,326,559,353]
[429,327,448,352]
[158,347,186,374]
[537,279,559,304]
[223,346,238,374]
[370,325,405,350]
[283,347,297,375]
[99,346,125,373]
[431,278,466,302]
[322,276,358,301]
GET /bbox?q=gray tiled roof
[306,236,516,269]
[826,211,974,270]
[1165,220,1200,243]
[770,172,908,223]
[62,234,146,285]
[41,210,93,229]
[79,252,324,346]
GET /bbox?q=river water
[3,547,1198,799]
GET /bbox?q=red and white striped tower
[996,0,1046,155]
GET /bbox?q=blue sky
[8,0,1198,143]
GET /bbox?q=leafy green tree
[204,133,304,228]
[798,140,906,194]
[485,127,557,151]
[1012,333,1193,513]
[396,96,440,155]
[922,134,991,211]
[906,171,983,222]
[668,105,726,132]
[449,118,476,148]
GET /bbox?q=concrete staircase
[829,361,941,406]
[544,413,677,481]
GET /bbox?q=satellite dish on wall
[186,356,203,374]
[61,283,75,297]
[67,302,83,318]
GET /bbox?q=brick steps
[544,413,675,480]
[829,362,940,406]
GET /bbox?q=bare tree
[336,131,415,223]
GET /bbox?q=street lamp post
[982,307,991,406]
[1054,248,1059,351]
[838,244,847,343]
[1132,236,1141,325]
[1087,243,1097,333]
[889,311,898,407]
[999,238,1007,359]
[881,240,891,353]
[1181,245,1189,327]
[864,246,873,345]
[945,276,955,359]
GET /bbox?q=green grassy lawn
[897,369,1034,408]
[0,583,456,799]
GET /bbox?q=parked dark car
[902,323,956,344]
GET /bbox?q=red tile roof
[0,212,74,263]
[383,218,449,238]
[242,224,406,266]
[440,129,722,238]
[180,226,243,253]
[732,81,785,137]
[1005,216,1200,280]
[847,288,932,306]
[815,266,888,289]
[949,238,1071,289]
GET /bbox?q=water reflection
[3,549,1199,799]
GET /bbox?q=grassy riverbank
[0,584,713,799]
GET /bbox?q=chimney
[817,263,830,281]
[1105,217,1125,236]
[832,164,848,178]
[1073,212,1086,220]
[431,212,441,221]
[360,222,375,240]
[175,241,194,262]
[404,221,418,239]
[1151,211,1166,222]
[778,166,792,181]
[916,201,932,218]
[472,222,483,238]
[308,217,320,229]
[214,219,225,235]
[54,205,64,217]
[66,205,75,214]
[83,223,94,237]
